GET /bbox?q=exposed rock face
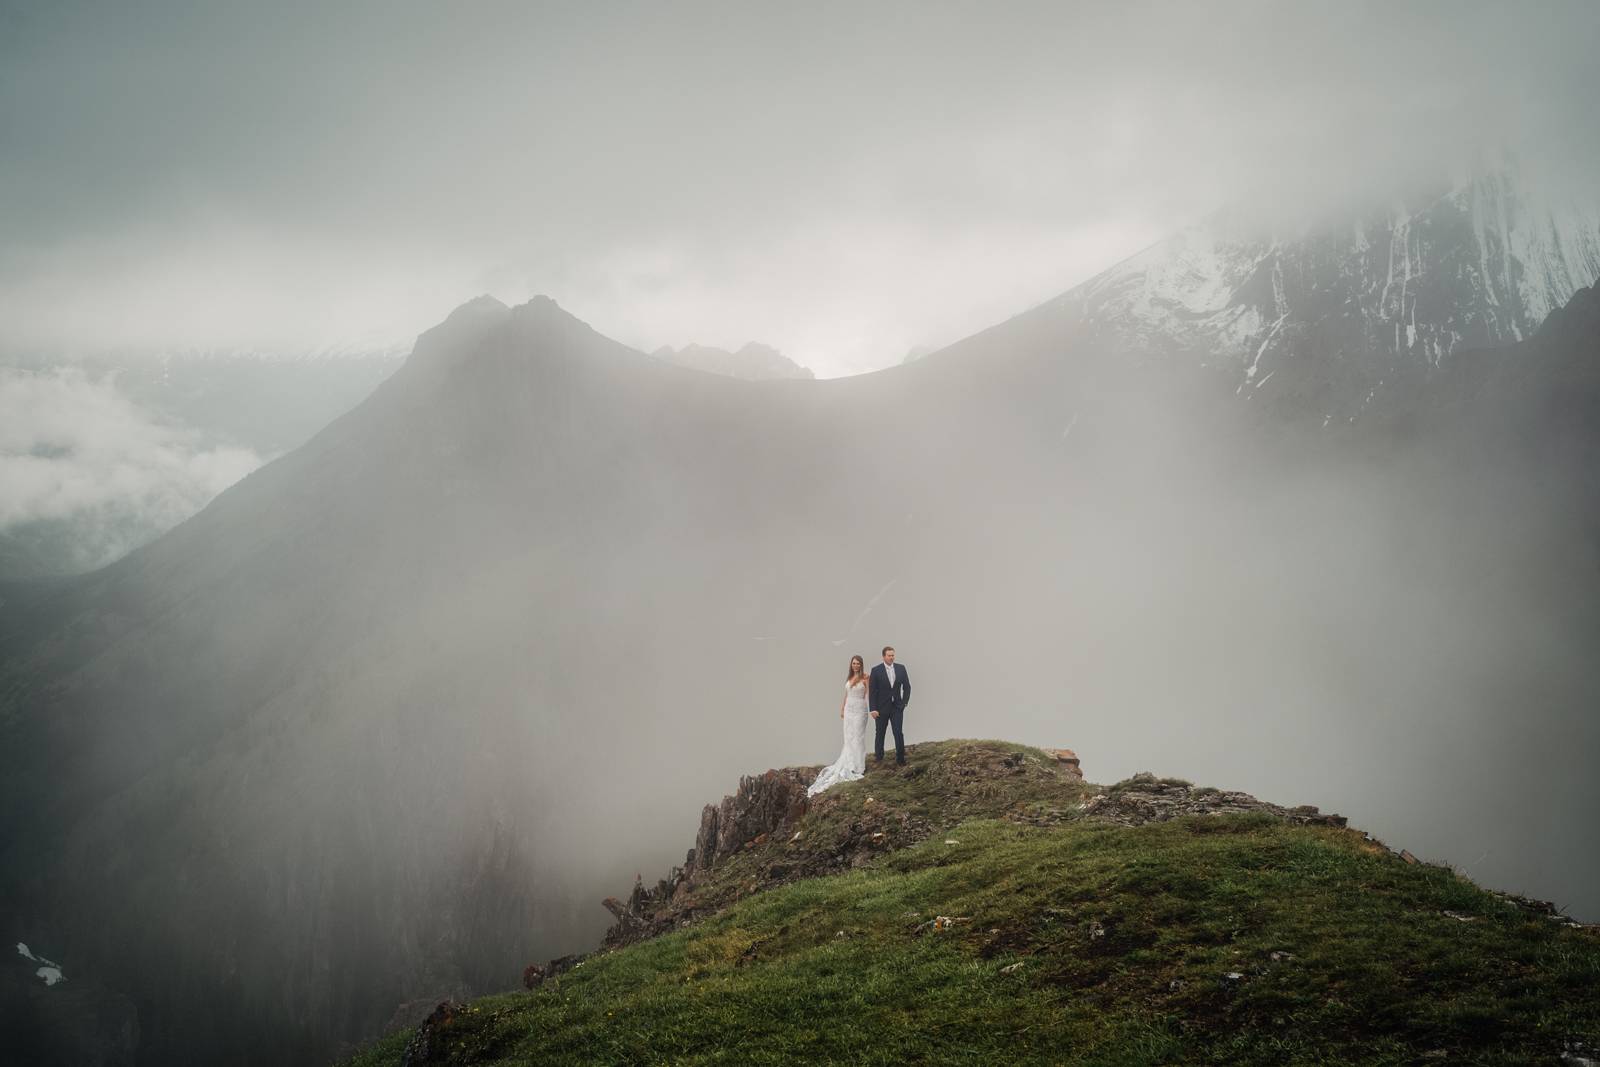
[691,770,812,875]
[1045,748,1083,780]
[1081,773,1346,828]
[707,770,812,867]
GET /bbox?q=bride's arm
[839,689,845,719]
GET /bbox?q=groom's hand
[870,710,879,718]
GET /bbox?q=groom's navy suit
[869,661,911,764]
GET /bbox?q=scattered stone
[944,839,960,845]
[834,930,847,940]
[1168,978,1186,992]
[521,963,545,990]
[1222,972,1245,982]
[1493,892,1593,928]
[1400,850,1419,865]
[921,915,973,932]
[1421,1050,1448,1060]
[1561,1038,1598,1065]
[1087,921,1106,941]
[1268,951,1295,962]
[1000,962,1026,974]
[789,830,802,843]
[1442,910,1478,923]
[1081,772,1346,828]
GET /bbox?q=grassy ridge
[346,800,1600,1065]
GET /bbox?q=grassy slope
[346,744,1600,1066]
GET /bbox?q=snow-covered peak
[1057,161,1600,417]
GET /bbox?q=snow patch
[16,942,65,986]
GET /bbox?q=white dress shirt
[882,661,896,689]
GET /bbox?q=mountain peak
[443,293,510,322]
[511,293,565,319]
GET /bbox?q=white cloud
[0,367,263,567]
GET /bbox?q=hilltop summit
[347,741,1600,1067]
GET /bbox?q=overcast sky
[1,0,1595,376]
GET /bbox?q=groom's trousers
[874,706,905,764]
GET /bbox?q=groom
[869,645,911,766]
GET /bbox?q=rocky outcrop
[597,742,1089,952]
[696,769,812,872]
[398,1000,461,1067]
[1081,772,1346,828]
[603,768,814,949]
[1044,748,1083,780]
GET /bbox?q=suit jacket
[870,662,911,714]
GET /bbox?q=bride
[807,655,872,796]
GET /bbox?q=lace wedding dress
[808,680,871,796]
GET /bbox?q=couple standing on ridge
[806,646,911,797]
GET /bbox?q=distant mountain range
[1041,161,1599,418]
[650,341,815,380]
[2,171,1597,1065]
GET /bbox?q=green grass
[344,803,1600,1065]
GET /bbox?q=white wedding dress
[808,680,871,796]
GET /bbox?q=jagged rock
[693,805,720,874]
[399,1000,460,1066]
[1081,772,1347,828]
[602,891,651,942]
[605,768,812,948]
[1045,748,1083,780]
[711,770,811,862]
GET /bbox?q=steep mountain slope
[343,742,1600,1067]
[1023,163,1600,420]
[2,283,1597,1065]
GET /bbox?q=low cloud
[0,367,263,569]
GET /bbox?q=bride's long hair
[846,655,865,684]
